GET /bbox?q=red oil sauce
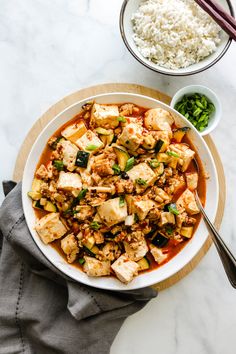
[34,103,206,273]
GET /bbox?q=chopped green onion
[166,226,173,235]
[168,203,179,215]
[167,151,179,158]
[135,178,147,186]
[53,160,64,171]
[76,188,88,202]
[112,164,121,175]
[78,258,85,265]
[124,157,135,172]
[90,221,101,230]
[134,213,139,223]
[86,144,98,151]
[117,116,126,123]
[174,93,215,133]
[149,159,160,169]
[119,195,125,207]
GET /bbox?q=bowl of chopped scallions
[170,85,222,136]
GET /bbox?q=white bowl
[120,0,234,76]
[170,85,222,136]
[22,93,219,290]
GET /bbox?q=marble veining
[0,1,236,353]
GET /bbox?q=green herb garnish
[166,226,173,235]
[167,151,179,158]
[168,203,179,215]
[135,178,147,186]
[134,213,139,223]
[90,221,101,230]
[76,188,88,202]
[78,258,85,265]
[174,93,215,132]
[149,159,160,169]
[124,157,135,172]
[117,116,126,123]
[86,144,99,151]
[53,160,64,171]
[112,164,121,175]
[119,195,125,207]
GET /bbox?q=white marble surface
[0,0,236,353]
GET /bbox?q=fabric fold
[0,182,157,354]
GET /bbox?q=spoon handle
[195,193,236,288]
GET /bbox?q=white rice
[131,0,222,69]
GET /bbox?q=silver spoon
[193,158,236,288]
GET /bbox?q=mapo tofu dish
[28,102,205,284]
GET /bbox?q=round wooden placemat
[13,83,226,291]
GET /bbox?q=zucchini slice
[31,178,43,192]
[152,232,169,248]
[173,127,190,143]
[75,151,89,168]
[83,236,95,250]
[27,191,42,201]
[155,139,164,153]
[180,226,193,238]
[95,127,112,136]
[32,200,44,210]
[44,201,57,212]
[84,245,100,257]
[114,147,129,171]
[106,133,114,146]
[156,153,170,164]
[137,257,150,271]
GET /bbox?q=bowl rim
[119,0,234,76]
[22,92,219,290]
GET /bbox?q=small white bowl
[120,0,234,76]
[170,85,222,136]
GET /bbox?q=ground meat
[93,231,104,244]
[115,179,134,194]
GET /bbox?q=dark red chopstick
[195,0,236,41]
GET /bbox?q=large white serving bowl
[120,0,234,76]
[22,93,219,290]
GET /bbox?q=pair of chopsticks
[194,0,236,41]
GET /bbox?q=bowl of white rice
[120,0,234,76]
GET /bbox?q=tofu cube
[133,199,156,221]
[75,130,103,153]
[118,123,143,151]
[83,256,110,276]
[57,171,82,191]
[97,197,128,226]
[158,212,175,227]
[111,254,139,283]
[176,189,200,215]
[168,144,195,172]
[124,239,148,261]
[150,245,168,264]
[144,108,174,132]
[61,140,78,171]
[35,213,67,244]
[61,233,79,263]
[91,103,119,129]
[127,163,157,193]
[61,121,87,144]
[186,172,198,191]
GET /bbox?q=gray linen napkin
[0,182,157,354]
